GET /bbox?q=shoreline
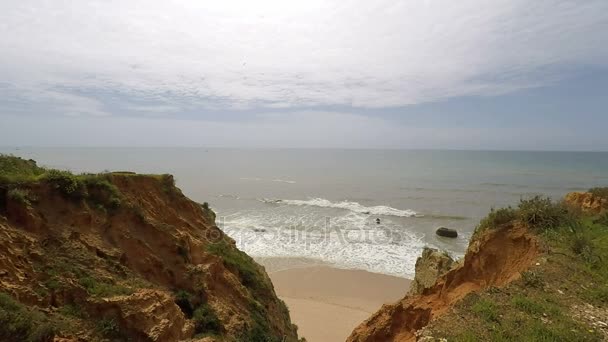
[257,257,411,342]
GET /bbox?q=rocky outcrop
[564,192,607,215]
[408,248,454,296]
[87,289,195,341]
[348,223,539,342]
[0,163,298,341]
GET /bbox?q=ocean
[3,147,607,278]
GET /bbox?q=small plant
[7,188,31,206]
[571,233,599,264]
[202,202,209,210]
[471,298,499,323]
[44,170,87,199]
[193,304,222,334]
[96,318,120,338]
[520,270,544,288]
[478,206,517,231]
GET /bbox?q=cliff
[0,155,299,341]
[348,193,608,341]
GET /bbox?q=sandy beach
[258,258,411,342]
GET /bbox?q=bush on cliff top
[0,155,45,184]
[476,195,573,234]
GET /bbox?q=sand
[258,258,411,342]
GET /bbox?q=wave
[217,194,240,199]
[259,197,417,217]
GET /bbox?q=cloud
[0,0,607,113]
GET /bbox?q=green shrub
[82,176,122,210]
[478,207,517,230]
[518,196,571,230]
[96,318,121,338]
[0,292,56,342]
[7,188,32,206]
[202,202,209,210]
[59,304,84,318]
[193,304,221,334]
[44,170,86,199]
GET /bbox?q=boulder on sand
[436,227,458,238]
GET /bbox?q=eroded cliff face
[0,167,298,341]
[347,223,539,342]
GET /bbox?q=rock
[408,247,455,295]
[87,289,194,341]
[435,227,458,238]
[564,192,607,215]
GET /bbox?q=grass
[78,276,133,297]
[426,194,608,341]
[471,298,499,322]
[0,292,56,342]
[0,155,46,185]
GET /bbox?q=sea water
[3,147,607,278]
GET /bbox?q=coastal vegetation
[421,191,608,341]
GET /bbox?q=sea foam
[260,197,417,217]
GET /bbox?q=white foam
[261,197,417,217]
[220,208,424,277]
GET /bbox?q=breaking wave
[259,197,417,217]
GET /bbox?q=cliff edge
[349,192,608,341]
[0,155,299,342]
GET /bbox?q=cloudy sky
[1,0,607,150]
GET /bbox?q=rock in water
[436,227,458,238]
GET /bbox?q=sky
[1,0,607,150]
